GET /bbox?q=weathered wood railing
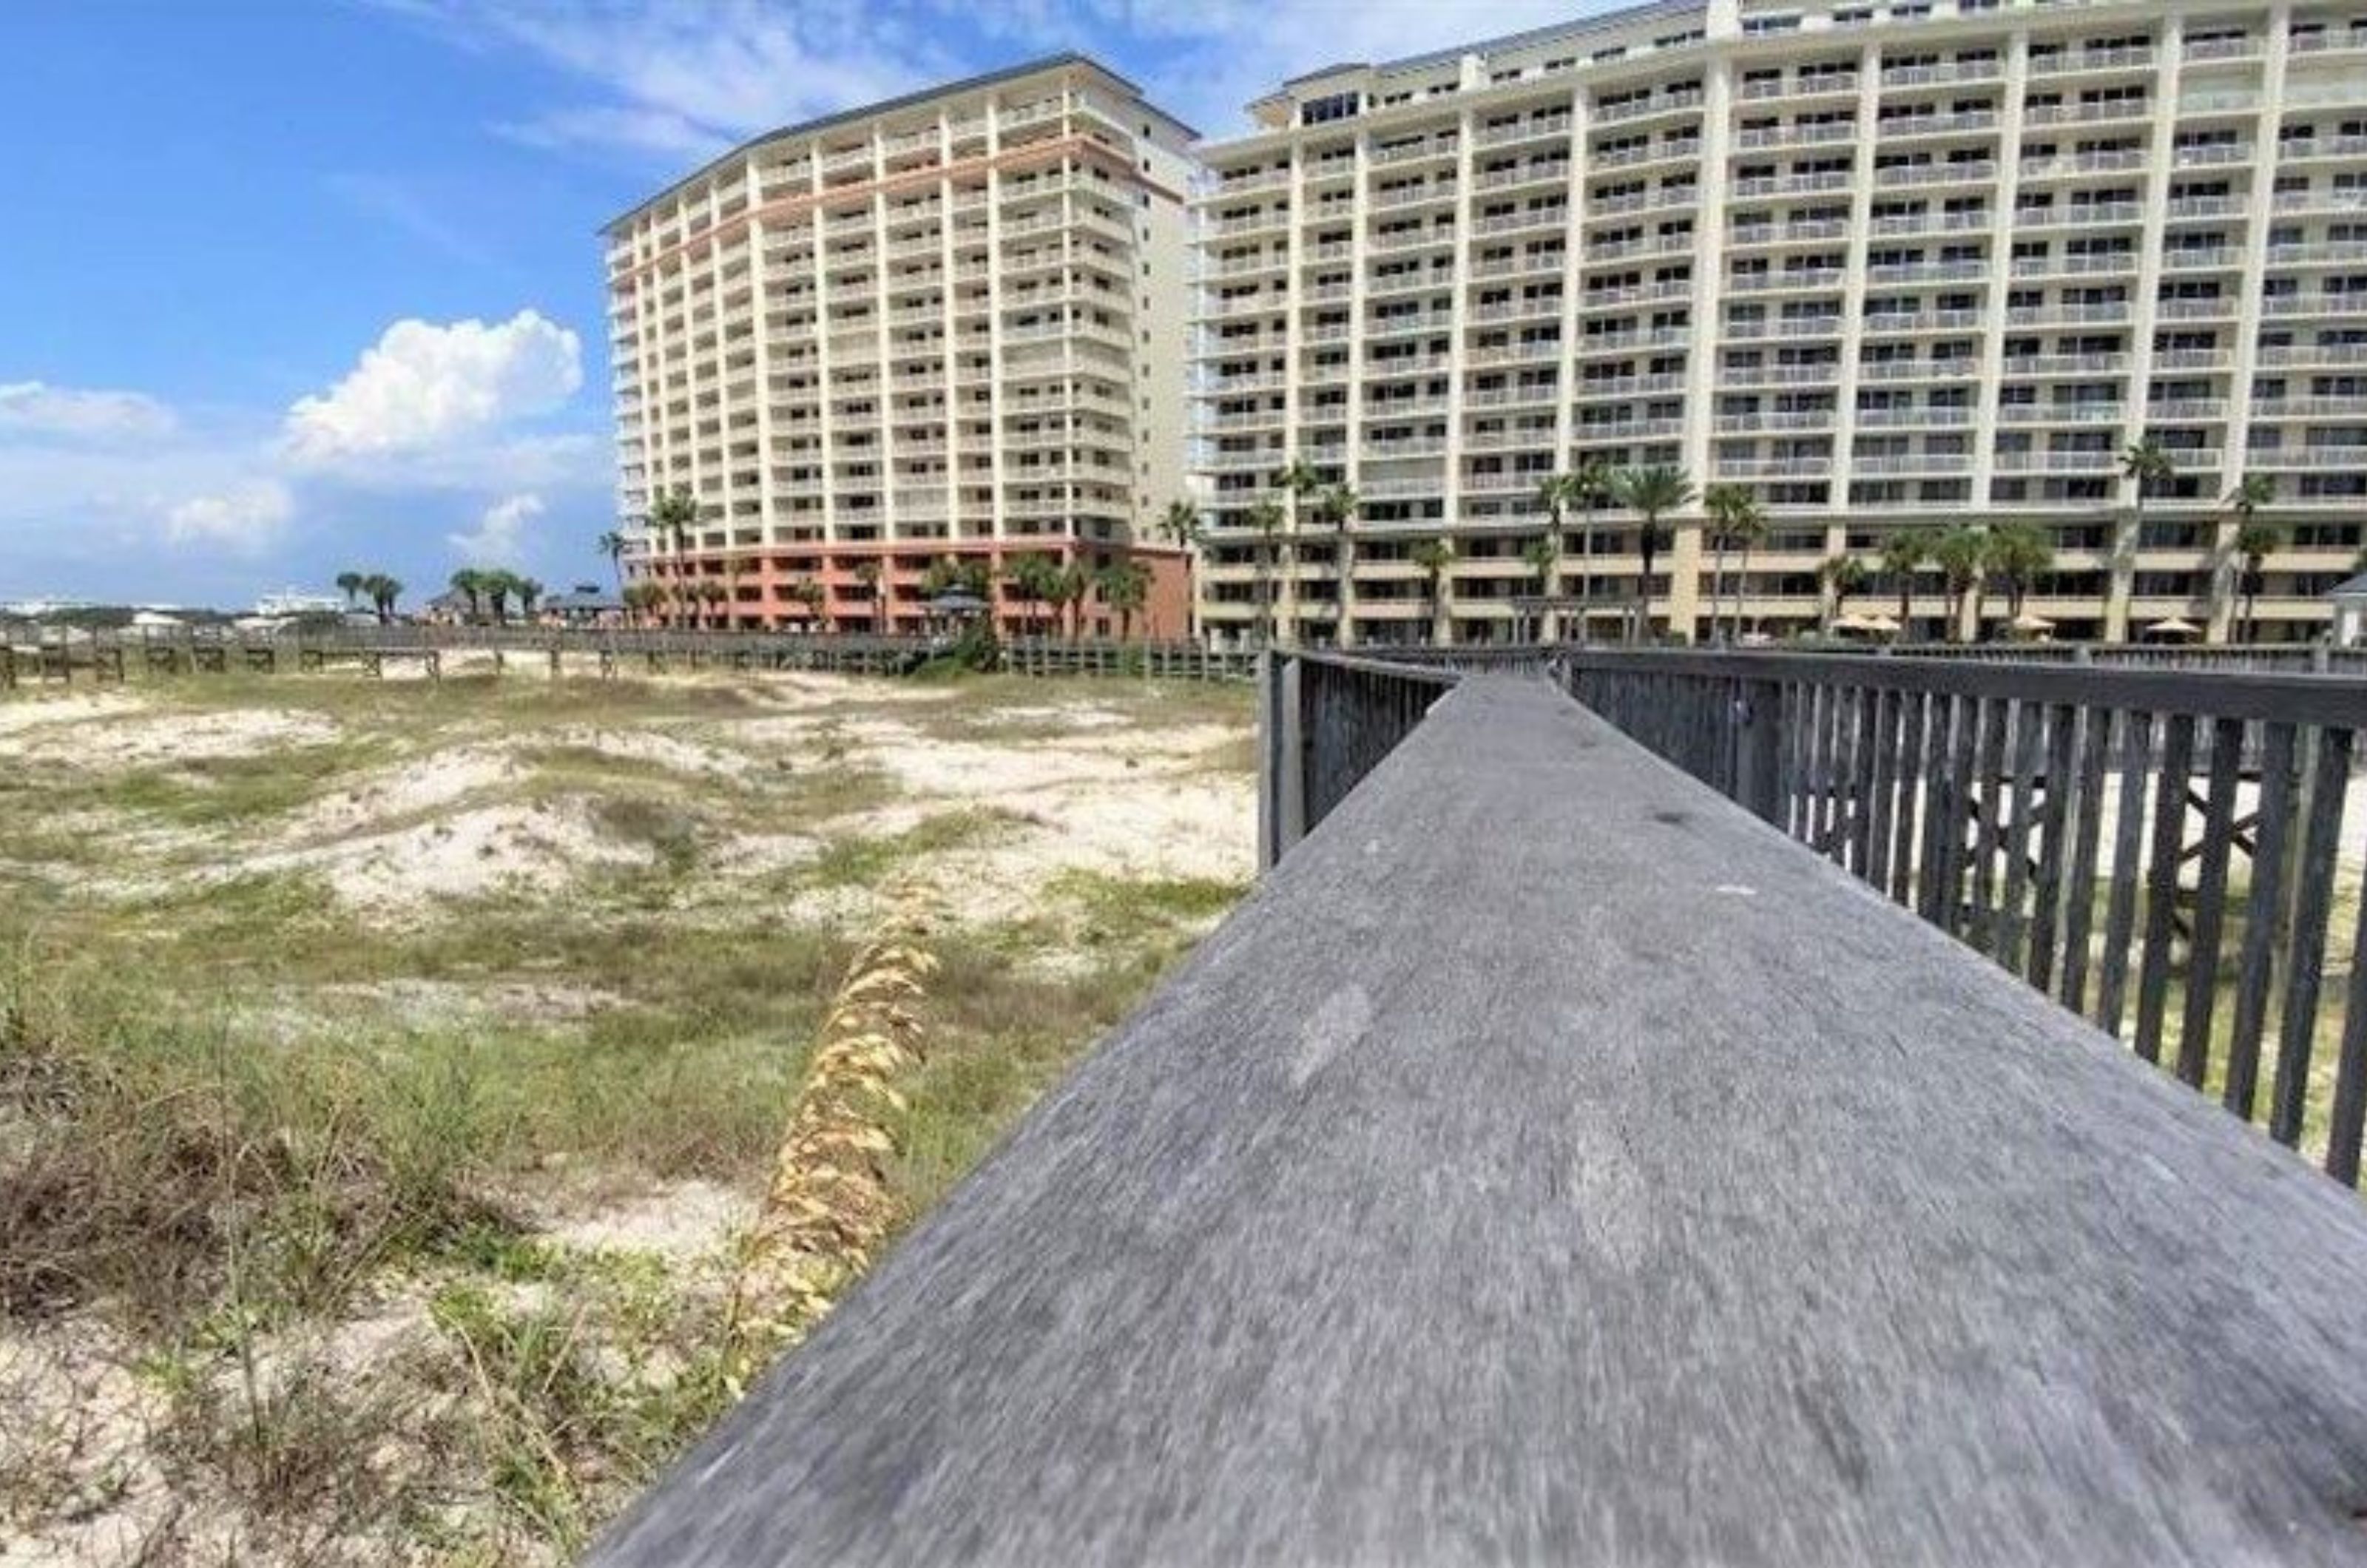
[0,627,1256,687]
[595,674,2367,1564]
[1559,647,2367,1185]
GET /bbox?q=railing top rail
[592,677,2367,1565]
[1554,646,2367,726]
[1288,648,1466,685]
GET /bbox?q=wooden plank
[1845,685,1880,876]
[2175,717,2246,1089]
[1996,701,2044,976]
[2133,713,2198,1065]
[1865,687,1900,893]
[2326,861,2367,1186]
[2269,727,2354,1147]
[1915,691,1956,925]
[2027,702,2079,994]
[2225,723,2298,1122]
[2096,709,2153,1038]
[1891,690,1928,909]
[2058,706,2113,1016]
[1968,697,2010,954]
[1936,694,1981,938]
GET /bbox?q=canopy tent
[2145,617,2203,641]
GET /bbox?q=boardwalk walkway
[592,677,2367,1566]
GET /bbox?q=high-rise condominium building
[605,56,1198,638]
[1192,0,2367,646]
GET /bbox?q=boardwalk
[592,677,2367,1567]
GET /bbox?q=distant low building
[538,586,625,627]
[254,588,345,618]
[0,596,95,618]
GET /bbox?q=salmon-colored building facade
[632,540,1193,640]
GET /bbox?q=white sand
[3,707,338,768]
[234,799,650,916]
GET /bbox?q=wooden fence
[0,627,1254,689]
[1556,648,2367,1186]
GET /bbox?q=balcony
[2028,47,2155,77]
[1475,115,1573,148]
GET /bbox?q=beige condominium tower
[1192,0,2367,647]
[605,55,1198,640]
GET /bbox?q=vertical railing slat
[2133,713,2198,1065]
[2027,701,2079,995]
[1996,701,2045,977]
[2097,709,2154,1038]
[2175,717,2247,1089]
[2225,722,2298,1122]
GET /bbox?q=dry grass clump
[720,893,937,1392]
[0,967,499,1327]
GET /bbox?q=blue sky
[0,0,1609,609]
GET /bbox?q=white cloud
[0,380,178,442]
[386,0,1630,155]
[283,310,582,464]
[163,480,293,553]
[448,491,543,566]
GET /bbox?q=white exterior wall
[604,58,1195,624]
[1189,0,2367,646]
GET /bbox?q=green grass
[0,666,1255,1561]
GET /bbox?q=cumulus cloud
[448,491,543,566]
[163,480,293,553]
[283,310,582,464]
[0,380,178,442]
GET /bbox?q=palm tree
[1611,464,1693,644]
[1409,538,1455,646]
[646,485,700,611]
[1096,561,1152,641]
[853,559,883,635]
[1311,484,1360,644]
[1572,456,1615,633]
[1532,470,1584,642]
[2222,473,2278,642]
[448,568,486,624]
[1054,561,1093,641]
[2118,433,2176,640]
[518,578,544,620]
[1880,532,1928,640]
[1933,525,1990,643]
[1007,552,1061,638]
[1521,533,1560,643]
[1985,524,2054,626]
[597,530,628,595]
[1158,498,1203,640]
[698,579,728,629]
[1703,482,1766,643]
[623,581,663,626]
[1274,457,1323,633]
[791,577,828,629]
[1246,496,1286,646]
[1820,555,1870,632]
[2235,516,2286,644]
[480,570,517,626]
[334,571,365,611]
[364,574,402,624]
